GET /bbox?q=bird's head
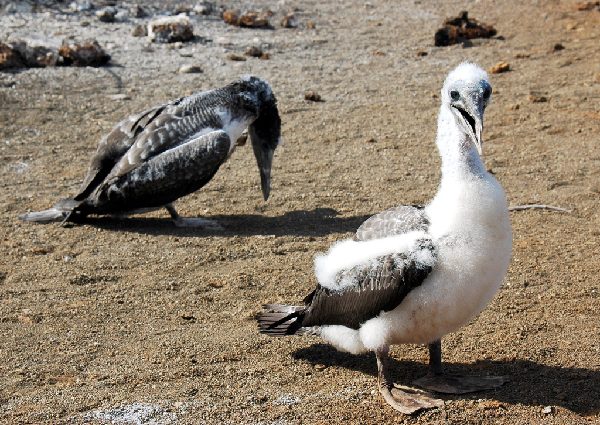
[240,76,282,201]
[441,62,492,156]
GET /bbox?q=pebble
[489,61,510,74]
[528,94,548,103]
[244,46,263,58]
[96,7,117,23]
[178,64,202,74]
[281,13,298,28]
[131,24,147,37]
[542,405,554,414]
[304,90,322,102]
[227,53,246,61]
[107,94,131,101]
[553,43,565,51]
[435,11,497,47]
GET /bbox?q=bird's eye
[483,87,492,100]
[450,90,460,101]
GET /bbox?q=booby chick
[257,63,512,414]
[20,76,281,228]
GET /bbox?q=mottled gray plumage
[354,205,429,241]
[257,212,434,334]
[20,76,281,225]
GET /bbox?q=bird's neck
[435,105,486,185]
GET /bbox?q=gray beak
[252,143,274,201]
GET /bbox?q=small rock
[10,40,60,67]
[245,46,263,57]
[434,11,497,47]
[304,90,322,102]
[365,138,377,143]
[372,49,386,56]
[528,94,548,103]
[174,4,193,15]
[132,24,147,37]
[59,39,110,66]
[178,64,202,74]
[416,50,428,57]
[542,405,554,415]
[96,7,117,23]
[194,3,213,15]
[107,94,131,101]
[281,13,298,28]
[69,0,94,12]
[130,4,146,18]
[223,9,271,28]
[489,61,510,74]
[227,53,246,61]
[80,21,90,27]
[148,15,194,43]
[306,20,316,29]
[514,53,530,59]
[0,42,24,69]
[314,364,327,371]
[553,43,565,51]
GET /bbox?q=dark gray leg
[165,204,223,229]
[376,348,443,415]
[413,339,509,394]
[428,339,443,375]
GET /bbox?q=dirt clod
[178,64,203,74]
[434,11,497,47]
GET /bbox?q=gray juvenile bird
[20,76,281,228]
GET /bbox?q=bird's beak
[474,118,483,156]
[251,139,274,201]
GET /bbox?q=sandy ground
[1,0,599,424]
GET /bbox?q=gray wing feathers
[302,240,436,330]
[75,103,170,200]
[355,205,429,241]
[88,130,230,212]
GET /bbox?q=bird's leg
[165,204,223,230]
[376,348,444,415]
[412,339,509,394]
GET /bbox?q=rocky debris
[416,50,428,57]
[148,15,194,43]
[0,40,60,69]
[58,39,110,66]
[434,11,497,47]
[96,7,117,23]
[281,13,298,28]
[178,64,202,74]
[306,20,316,29]
[222,9,272,28]
[541,406,554,415]
[489,61,510,74]
[227,53,246,61]
[304,90,322,102]
[131,24,147,37]
[575,1,600,11]
[553,43,565,51]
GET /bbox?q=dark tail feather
[19,198,82,223]
[256,304,306,336]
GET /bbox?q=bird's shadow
[86,208,371,238]
[293,343,600,415]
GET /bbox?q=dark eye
[483,87,491,100]
[450,90,460,101]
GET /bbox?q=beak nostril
[450,90,460,101]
